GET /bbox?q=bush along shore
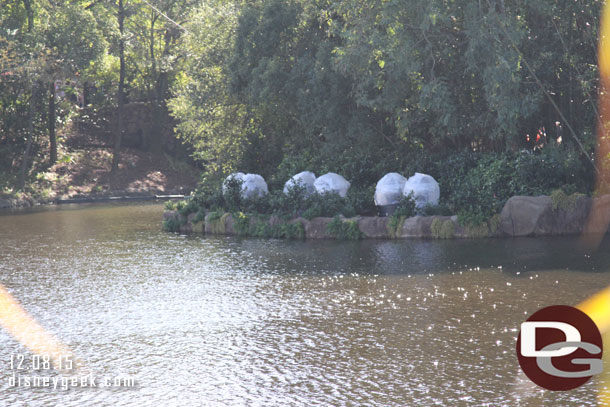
[162,175,609,239]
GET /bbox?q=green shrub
[223,176,244,212]
[464,222,490,238]
[429,147,592,226]
[232,212,251,236]
[193,175,225,209]
[192,208,206,223]
[164,200,177,211]
[387,194,416,236]
[175,200,187,212]
[272,183,308,217]
[207,210,224,222]
[387,215,406,238]
[326,216,362,240]
[302,192,355,219]
[163,216,185,233]
[178,198,199,217]
[207,211,228,234]
[247,219,305,239]
[439,220,455,238]
[430,218,443,238]
[393,194,417,218]
[346,186,376,216]
[488,214,501,235]
[430,218,454,239]
[419,203,452,216]
[185,145,593,235]
[550,189,585,211]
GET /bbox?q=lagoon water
[1,203,609,406]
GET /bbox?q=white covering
[222,172,246,194]
[374,172,407,206]
[403,172,440,208]
[313,172,350,197]
[241,173,269,198]
[283,171,316,195]
[223,172,268,198]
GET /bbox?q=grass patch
[550,189,585,211]
[326,216,363,240]
[431,218,455,239]
[163,215,186,233]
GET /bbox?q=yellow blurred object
[0,284,73,370]
[599,3,610,82]
[594,1,610,402]
[578,287,610,405]
[578,286,610,334]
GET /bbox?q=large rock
[374,173,407,206]
[204,212,230,234]
[304,217,334,239]
[357,217,391,238]
[499,195,591,236]
[222,172,268,199]
[403,173,440,208]
[399,215,457,238]
[283,171,316,195]
[187,212,204,233]
[584,195,610,234]
[314,173,350,197]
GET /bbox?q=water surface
[0,203,609,406]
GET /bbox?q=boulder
[314,173,350,197]
[222,172,268,199]
[399,216,435,238]
[357,217,391,238]
[374,173,407,206]
[584,195,610,234]
[304,217,334,239]
[283,171,316,195]
[403,173,440,208]
[187,212,204,234]
[499,195,591,236]
[499,196,553,236]
[398,215,459,238]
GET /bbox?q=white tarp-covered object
[283,171,316,195]
[403,172,440,208]
[223,172,269,198]
[222,172,245,194]
[374,173,407,206]
[313,173,350,197]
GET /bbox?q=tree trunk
[23,0,33,32]
[111,0,126,177]
[18,86,36,190]
[49,81,56,165]
[150,71,168,154]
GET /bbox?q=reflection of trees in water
[212,235,610,277]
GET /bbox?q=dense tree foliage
[0,0,603,218]
[171,0,602,182]
[1,0,107,187]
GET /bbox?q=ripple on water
[0,204,607,406]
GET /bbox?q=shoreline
[0,191,190,209]
[163,194,610,239]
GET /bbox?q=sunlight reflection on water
[0,203,608,406]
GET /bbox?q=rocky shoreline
[164,194,610,239]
